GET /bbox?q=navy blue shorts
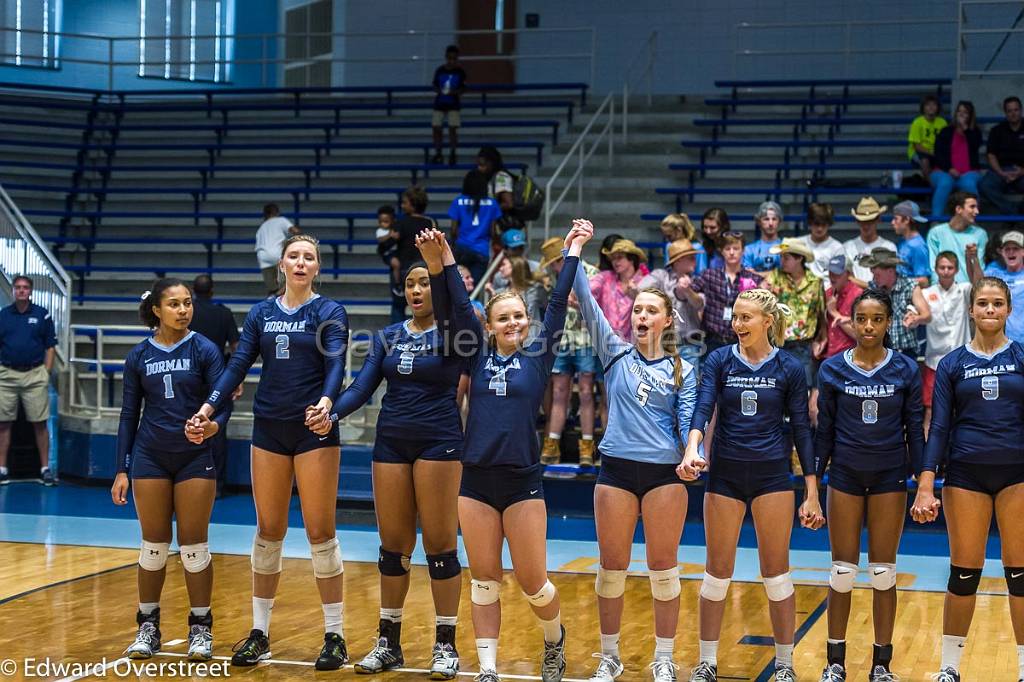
[827,461,907,496]
[597,453,683,499]
[459,464,543,512]
[373,432,462,464]
[707,456,793,503]
[131,446,216,483]
[252,417,339,456]
[944,461,1024,496]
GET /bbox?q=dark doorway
[457,0,516,85]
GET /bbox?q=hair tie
[140,290,151,301]
[776,303,793,317]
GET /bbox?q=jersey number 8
[862,399,878,424]
[397,351,415,375]
[741,390,758,416]
[982,375,999,401]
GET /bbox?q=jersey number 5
[741,390,758,416]
[397,351,415,375]
[275,334,290,360]
[635,382,652,406]
[982,375,999,401]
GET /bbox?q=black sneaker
[316,632,349,671]
[933,669,960,682]
[41,469,56,486]
[541,626,566,682]
[231,629,271,666]
[125,609,161,659]
[0,470,9,485]
[819,663,845,681]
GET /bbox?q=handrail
[622,31,657,145]
[958,0,1024,77]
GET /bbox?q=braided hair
[735,288,790,347]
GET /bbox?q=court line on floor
[752,596,828,682]
[0,560,137,607]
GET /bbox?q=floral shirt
[765,269,826,342]
[590,268,647,343]
[550,260,600,352]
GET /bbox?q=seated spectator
[926,191,986,284]
[907,94,947,175]
[978,96,1024,216]
[980,230,1024,344]
[843,197,897,283]
[700,207,728,270]
[487,255,547,327]
[799,202,844,281]
[743,201,784,274]
[254,203,297,296]
[591,238,648,342]
[922,251,972,435]
[490,228,540,291]
[692,230,762,353]
[457,264,486,322]
[824,255,864,359]
[448,170,500,284]
[659,213,708,273]
[891,200,931,287]
[477,146,516,227]
[859,248,931,358]
[374,205,400,296]
[930,100,983,218]
[638,239,705,366]
[431,44,467,166]
[391,185,435,322]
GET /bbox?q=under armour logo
[434,561,444,567]
[186,552,197,559]
[148,550,159,555]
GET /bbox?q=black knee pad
[378,547,410,576]
[1005,566,1024,597]
[947,565,982,596]
[426,551,461,580]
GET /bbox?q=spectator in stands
[843,197,897,283]
[477,146,516,227]
[638,239,705,367]
[487,255,546,322]
[930,100,983,218]
[859,248,931,358]
[449,170,501,284]
[375,205,401,297]
[0,275,57,486]
[590,238,648,342]
[743,200,784,274]
[391,185,435,322]
[489,228,541,292]
[659,213,708,273]
[891,200,931,287]
[800,202,844,281]
[978,230,1024,344]
[978,96,1024,216]
[700,207,728,269]
[692,231,763,352]
[457,264,486,322]
[907,94,946,175]
[190,275,241,497]
[926,191,986,284]
[824,255,863,359]
[922,251,972,436]
[254,203,297,296]
[431,45,467,166]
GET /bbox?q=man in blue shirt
[981,230,1024,344]
[891,201,931,287]
[0,276,57,485]
[743,201,783,274]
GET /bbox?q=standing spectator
[926,191,986,284]
[691,231,763,352]
[891,200,931,287]
[743,200,784,274]
[476,146,515,224]
[375,205,401,297]
[980,230,1024,344]
[0,275,57,485]
[590,238,647,342]
[978,96,1024,216]
[659,213,708,273]
[922,252,972,436]
[860,249,932,358]
[254,203,297,296]
[930,100,983,218]
[799,202,844,281]
[448,170,501,284]
[843,197,897,283]
[489,229,541,292]
[907,94,947,175]
[430,45,467,166]
[488,256,546,323]
[639,239,705,367]
[457,264,486,322]
[824,255,864,359]
[700,208,729,270]
[391,186,435,322]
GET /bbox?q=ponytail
[639,287,685,388]
[736,288,790,347]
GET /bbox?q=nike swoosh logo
[835,569,852,574]
[529,489,539,494]
[264,315,274,320]
[205,467,214,471]
[959,574,974,579]
[1012,572,1024,579]
[873,569,886,574]
[445,448,456,454]
[319,436,328,441]
[144,358,154,363]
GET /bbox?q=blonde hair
[637,287,684,388]
[484,290,529,348]
[506,256,533,292]
[280,233,321,262]
[735,288,790,347]
[660,213,697,242]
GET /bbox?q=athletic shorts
[597,453,683,499]
[131,446,216,483]
[252,417,339,456]
[706,456,793,503]
[943,460,1024,496]
[552,346,598,375]
[459,464,543,512]
[431,110,461,128]
[827,461,907,496]
[373,432,462,464]
[922,365,936,408]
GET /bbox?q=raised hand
[431,228,456,266]
[416,229,444,272]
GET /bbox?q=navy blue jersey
[922,341,1024,472]
[431,257,578,469]
[207,295,348,420]
[117,332,226,473]
[330,320,463,441]
[690,344,814,473]
[816,349,925,475]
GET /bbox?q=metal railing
[958,0,1024,77]
[622,31,657,145]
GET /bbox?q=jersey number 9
[741,390,758,416]
[981,375,999,401]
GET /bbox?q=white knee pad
[829,561,858,593]
[649,566,681,601]
[251,535,283,575]
[310,537,344,578]
[179,542,212,573]
[699,572,730,602]
[471,579,501,606]
[763,572,795,602]
[139,541,170,571]
[524,580,557,607]
[595,567,627,599]
[868,562,897,591]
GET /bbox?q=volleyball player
[111,278,227,662]
[189,234,349,669]
[566,220,697,682]
[420,224,582,682]
[680,288,824,682]
[815,290,925,682]
[912,277,1024,682]
[305,260,463,678]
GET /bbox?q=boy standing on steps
[431,45,467,166]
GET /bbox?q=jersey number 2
[982,375,999,401]
[275,334,290,360]
[162,374,174,400]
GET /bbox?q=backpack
[510,171,545,222]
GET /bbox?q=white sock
[380,607,403,623]
[581,434,594,441]
[253,597,274,634]
[1018,644,1024,680]
[476,638,498,672]
[539,613,562,643]
[0,466,8,475]
[547,432,561,440]
[600,632,620,657]
[323,602,344,636]
[40,466,49,474]
[654,636,674,660]
[190,606,210,617]
[775,643,794,667]
[699,640,718,665]
[436,615,458,627]
[139,602,159,615]
[941,635,966,671]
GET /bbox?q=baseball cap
[892,200,928,223]
[1002,231,1024,248]
[827,254,850,275]
[502,229,527,249]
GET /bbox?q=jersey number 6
[741,390,758,416]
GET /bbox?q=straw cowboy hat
[851,197,888,222]
[539,237,565,270]
[857,247,905,269]
[600,238,648,262]
[769,238,816,264]
[666,239,700,266]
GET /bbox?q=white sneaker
[430,642,459,680]
[689,661,718,682]
[588,653,624,682]
[774,665,798,682]
[650,658,679,682]
[125,621,160,659]
[187,624,213,661]
[474,671,500,682]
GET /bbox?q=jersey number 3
[982,375,999,401]
[397,351,415,375]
